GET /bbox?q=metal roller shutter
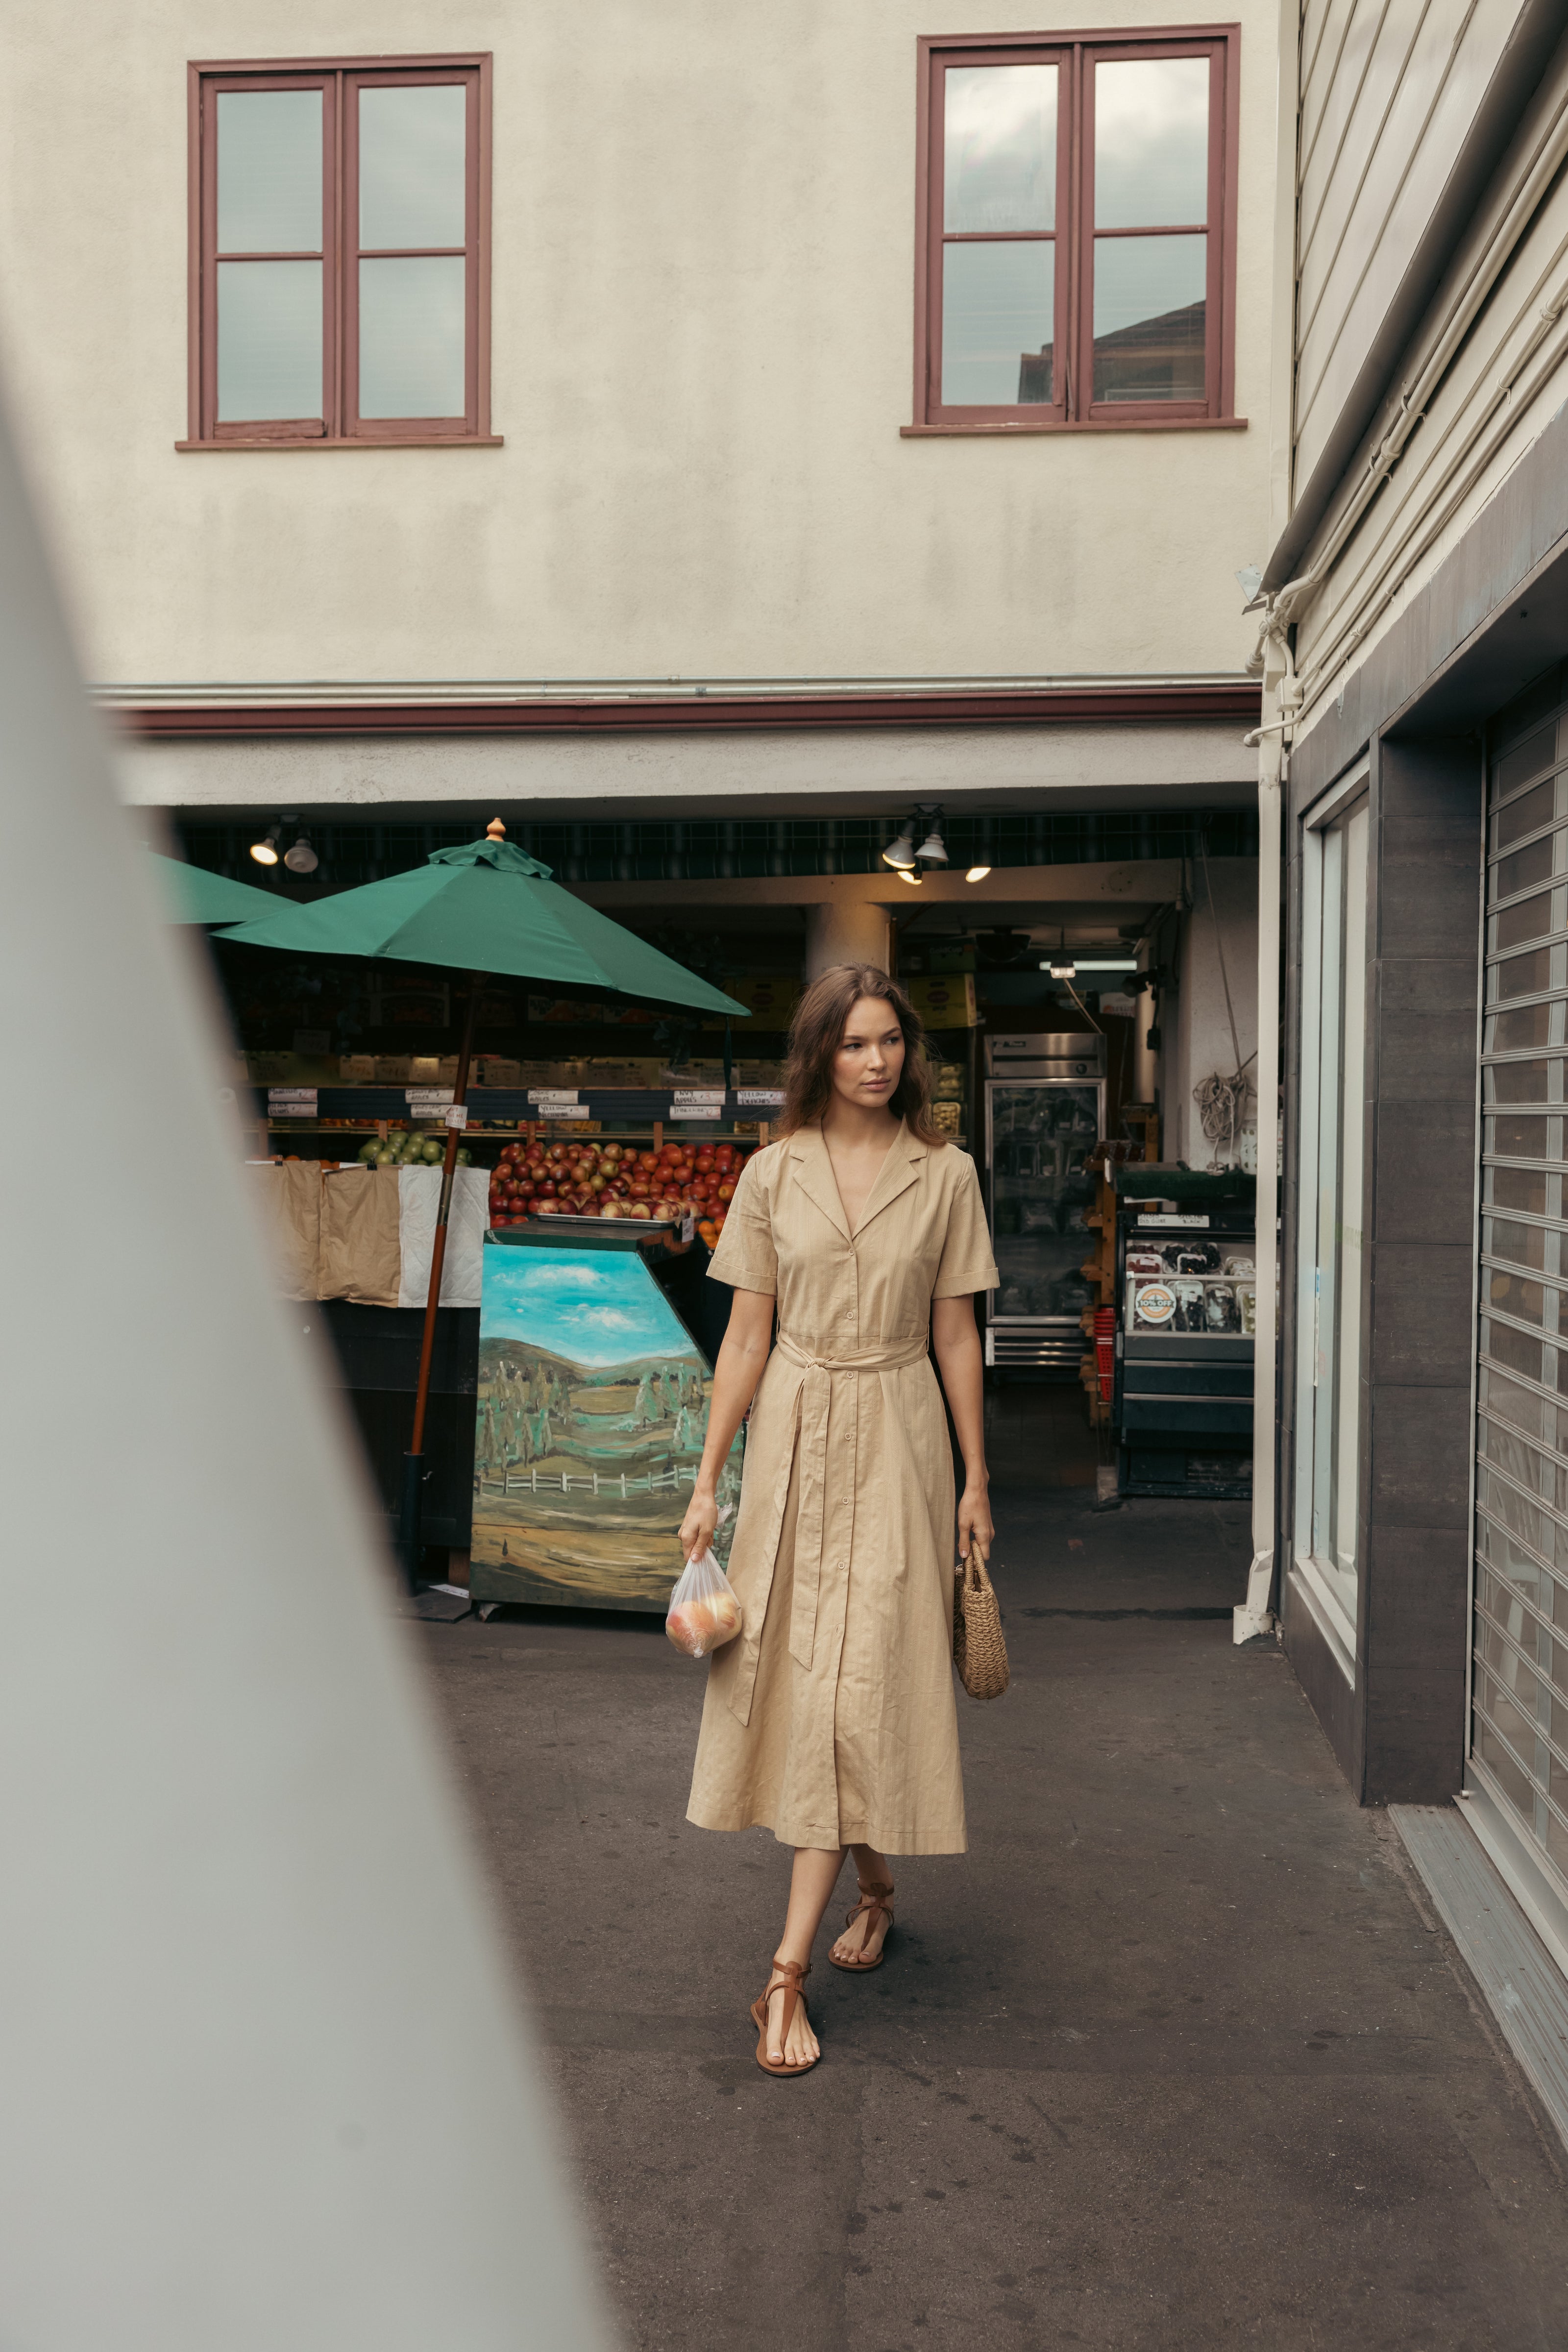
[1475,694,1568,1901]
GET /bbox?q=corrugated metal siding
[1294,0,1529,493]
[1292,111,1568,708]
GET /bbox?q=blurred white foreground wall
[0,376,613,2346]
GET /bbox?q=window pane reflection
[1093,235,1205,401]
[217,261,321,419]
[942,242,1054,406]
[944,66,1056,232]
[1094,57,1209,227]
[359,256,466,416]
[359,84,467,249]
[217,91,322,253]
[1296,801,1369,1627]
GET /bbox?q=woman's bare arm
[931,1293,995,1564]
[678,1288,776,1560]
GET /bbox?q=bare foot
[762,1961,821,2068]
[830,1880,894,1967]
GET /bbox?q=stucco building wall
[0,0,1277,702]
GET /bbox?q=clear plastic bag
[665,1546,743,1658]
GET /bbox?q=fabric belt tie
[772,1330,930,1673]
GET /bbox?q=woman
[678,964,999,2078]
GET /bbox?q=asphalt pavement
[416,1392,1568,2350]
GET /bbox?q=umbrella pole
[401,972,481,1590]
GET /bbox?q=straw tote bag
[953,1549,1009,1701]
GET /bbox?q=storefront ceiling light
[1071,958,1137,972]
[897,868,923,886]
[881,822,919,870]
[283,834,319,875]
[248,825,281,867]
[965,864,992,882]
[914,822,948,866]
[1046,957,1077,978]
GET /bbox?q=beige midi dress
[687,1122,999,1855]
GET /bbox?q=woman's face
[832,994,906,1112]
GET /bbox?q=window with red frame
[186,57,492,447]
[912,29,1239,431]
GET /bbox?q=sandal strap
[761,1957,810,2051]
[845,1881,895,1927]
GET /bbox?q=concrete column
[804,897,892,980]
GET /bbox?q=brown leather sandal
[829,1879,895,1972]
[750,1958,818,2077]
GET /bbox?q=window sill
[902,417,1248,437]
[175,436,505,452]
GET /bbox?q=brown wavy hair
[779,964,947,1145]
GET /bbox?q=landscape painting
[470,1241,743,1610]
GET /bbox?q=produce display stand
[257,1083,775,1156]
[220,822,751,1586]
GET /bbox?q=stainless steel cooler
[983,1037,1105,1371]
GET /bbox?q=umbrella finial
[486,818,507,840]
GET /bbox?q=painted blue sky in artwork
[481,1246,699,1368]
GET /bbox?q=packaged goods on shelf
[701,975,800,1030]
[906,975,978,1029]
[372,982,448,1028]
[528,993,603,1024]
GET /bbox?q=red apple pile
[487,1136,748,1242]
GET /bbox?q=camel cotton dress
[687,1122,999,1855]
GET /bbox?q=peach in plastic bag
[665,1545,742,1658]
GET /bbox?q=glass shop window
[1293,784,1370,1677]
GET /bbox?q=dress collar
[788,1120,925,1240]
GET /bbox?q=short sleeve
[706,1152,778,1296]
[932,1151,1000,1298]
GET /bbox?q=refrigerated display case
[984,1069,1105,1370]
[1115,1200,1255,1496]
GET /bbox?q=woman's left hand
[957,1479,994,1565]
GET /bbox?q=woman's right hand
[679,1487,719,1562]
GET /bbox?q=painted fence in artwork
[473,1464,701,1499]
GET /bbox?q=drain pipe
[1235,658,1292,1642]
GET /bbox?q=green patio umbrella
[219,827,749,1013]
[150,850,287,926]
[222,821,750,1585]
